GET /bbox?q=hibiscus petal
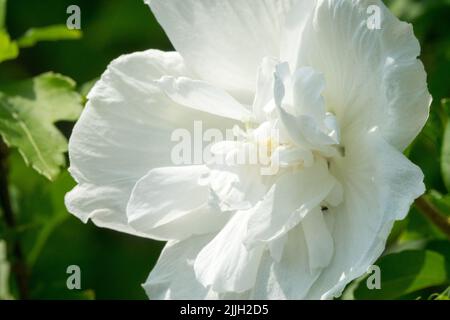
[306,127,425,299]
[194,212,265,293]
[127,166,228,241]
[252,57,279,122]
[291,66,326,120]
[66,50,236,237]
[143,235,219,299]
[273,64,339,154]
[66,182,149,237]
[147,0,296,101]
[156,76,252,121]
[245,158,337,246]
[251,225,321,299]
[294,0,431,151]
[208,163,272,212]
[302,207,334,271]
[273,146,314,168]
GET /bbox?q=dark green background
[2,0,175,300]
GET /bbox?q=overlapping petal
[307,126,425,299]
[194,212,265,293]
[146,0,298,102]
[245,158,337,246]
[143,235,218,299]
[251,225,321,299]
[66,50,237,237]
[127,166,229,241]
[293,0,431,150]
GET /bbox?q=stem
[415,196,450,240]
[0,140,29,299]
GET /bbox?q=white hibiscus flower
[65,0,431,299]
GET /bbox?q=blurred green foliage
[354,250,449,299]
[0,0,449,300]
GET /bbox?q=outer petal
[251,225,321,299]
[306,126,425,299]
[147,0,297,101]
[66,50,236,237]
[294,0,431,150]
[194,211,265,293]
[144,234,252,300]
[127,166,229,241]
[143,235,218,299]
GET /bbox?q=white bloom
[65,0,431,299]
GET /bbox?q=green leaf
[354,250,449,300]
[441,99,450,192]
[0,73,83,180]
[0,30,18,63]
[17,25,82,48]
